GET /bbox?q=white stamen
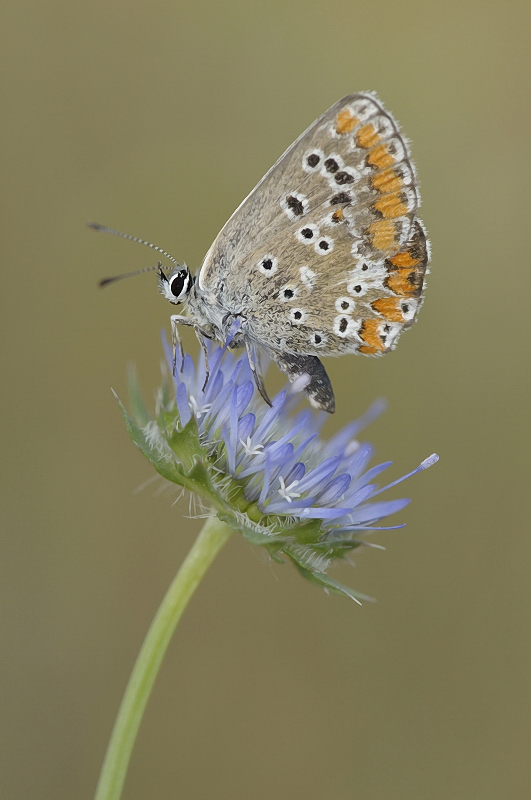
[278,476,302,502]
[188,395,212,418]
[240,438,264,457]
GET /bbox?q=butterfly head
[90,222,196,306]
[158,265,193,305]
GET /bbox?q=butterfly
[93,92,429,413]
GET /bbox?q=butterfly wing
[198,94,429,408]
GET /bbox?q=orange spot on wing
[331,208,344,223]
[389,249,420,268]
[371,297,404,321]
[335,109,359,134]
[371,169,403,194]
[368,220,397,251]
[356,124,380,149]
[373,192,408,219]
[366,144,395,169]
[359,319,386,352]
[385,268,419,296]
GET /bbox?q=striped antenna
[98,262,163,288]
[88,221,182,287]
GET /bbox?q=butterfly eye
[159,268,191,304]
[171,274,186,296]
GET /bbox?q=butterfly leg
[170,315,186,374]
[272,352,335,413]
[244,338,272,407]
[196,331,212,391]
[170,315,214,382]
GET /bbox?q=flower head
[119,337,438,603]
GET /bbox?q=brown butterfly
[93,93,429,412]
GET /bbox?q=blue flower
[119,337,438,602]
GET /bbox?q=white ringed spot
[257,254,278,276]
[310,331,327,348]
[315,236,334,255]
[332,166,360,187]
[296,224,319,244]
[279,284,298,302]
[302,148,324,173]
[380,321,402,349]
[289,308,307,324]
[334,316,361,338]
[280,191,309,220]
[319,153,344,178]
[335,296,356,314]
[347,279,368,297]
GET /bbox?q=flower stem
[94,514,234,800]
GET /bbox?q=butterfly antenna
[88,221,183,287]
[98,262,163,288]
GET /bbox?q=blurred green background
[1,1,529,798]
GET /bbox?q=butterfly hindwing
[199,93,428,362]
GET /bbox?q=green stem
[94,514,234,800]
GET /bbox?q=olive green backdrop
[1,1,529,798]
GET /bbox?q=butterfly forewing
[199,93,428,359]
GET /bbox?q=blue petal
[158,339,434,545]
[346,498,410,524]
[176,382,191,426]
[266,442,294,467]
[180,353,195,386]
[258,459,273,507]
[317,473,352,505]
[296,457,340,495]
[321,421,361,459]
[346,462,392,497]
[228,386,239,474]
[237,413,256,444]
[207,382,237,430]
[342,484,376,508]
[285,462,305,484]
[341,442,374,477]
[236,381,254,415]
[251,393,286,442]
[296,506,352,520]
